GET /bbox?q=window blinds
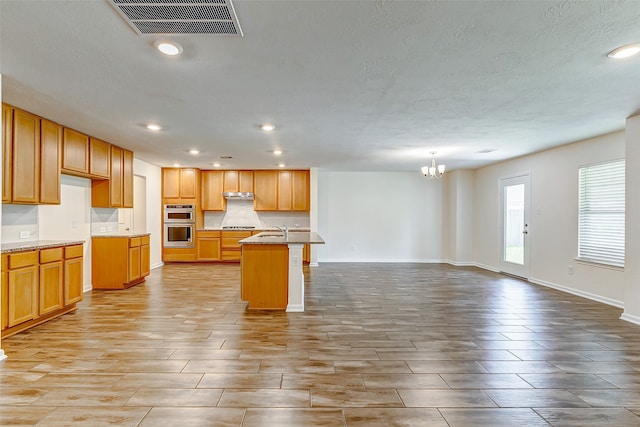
[578,159,625,268]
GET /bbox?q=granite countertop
[92,232,151,238]
[1,240,85,254]
[239,231,325,245]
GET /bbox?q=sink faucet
[276,225,289,239]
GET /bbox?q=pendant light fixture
[421,151,446,179]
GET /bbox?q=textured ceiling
[1,0,639,172]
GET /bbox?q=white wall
[133,158,162,269]
[623,115,640,322]
[317,171,444,262]
[473,131,626,305]
[443,170,475,265]
[39,175,93,291]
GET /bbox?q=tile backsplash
[204,199,310,229]
[1,204,39,242]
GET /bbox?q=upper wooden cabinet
[91,145,134,208]
[223,170,254,193]
[291,170,310,211]
[254,169,310,211]
[62,127,89,175]
[162,168,199,202]
[254,170,278,211]
[201,170,225,211]
[123,149,134,208]
[40,119,62,205]
[2,104,12,203]
[12,108,41,204]
[89,137,111,178]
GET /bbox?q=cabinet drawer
[65,244,83,259]
[198,231,221,238]
[40,247,63,264]
[221,249,242,261]
[129,237,141,247]
[8,251,38,269]
[141,235,150,245]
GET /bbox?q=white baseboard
[0,350,6,361]
[151,262,164,270]
[620,313,640,325]
[286,304,304,312]
[318,258,447,263]
[473,263,500,272]
[529,276,624,308]
[446,260,476,267]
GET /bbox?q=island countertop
[239,231,325,245]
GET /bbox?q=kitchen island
[239,231,324,311]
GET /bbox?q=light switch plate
[19,231,30,239]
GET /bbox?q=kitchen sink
[256,233,284,238]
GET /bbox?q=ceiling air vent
[108,0,243,36]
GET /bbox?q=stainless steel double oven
[163,204,195,248]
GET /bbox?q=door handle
[523,230,528,234]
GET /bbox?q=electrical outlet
[568,266,575,275]
[100,227,106,233]
[72,220,79,229]
[19,231,30,239]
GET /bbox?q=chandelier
[421,151,446,179]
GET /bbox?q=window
[578,159,625,268]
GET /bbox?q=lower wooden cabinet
[197,231,222,261]
[221,231,252,262]
[39,248,64,316]
[1,243,84,338]
[92,234,151,289]
[64,244,84,304]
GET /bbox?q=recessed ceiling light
[155,41,183,56]
[189,149,200,155]
[260,124,275,131]
[608,43,640,59]
[278,163,286,168]
[173,163,180,167]
[146,124,161,131]
[213,163,221,168]
[273,150,282,155]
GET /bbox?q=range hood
[223,192,254,200]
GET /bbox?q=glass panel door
[500,174,530,278]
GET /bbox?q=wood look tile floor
[2,263,640,426]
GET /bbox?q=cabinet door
[201,170,225,210]
[239,171,254,192]
[40,119,62,204]
[292,170,310,211]
[141,244,150,277]
[12,108,40,203]
[223,170,239,192]
[62,128,89,174]
[162,168,180,199]
[8,265,38,327]
[129,245,141,282]
[180,168,197,199]
[110,145,123,207]
[122,149,134,208]
[2,104,12,203]
[254,170,278,210]
[64,256,84,305]
[1,255,8,330]
[89,137,110,178]
[277,171,292,211]
[197,237,222,260]
[39,260,64,315]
